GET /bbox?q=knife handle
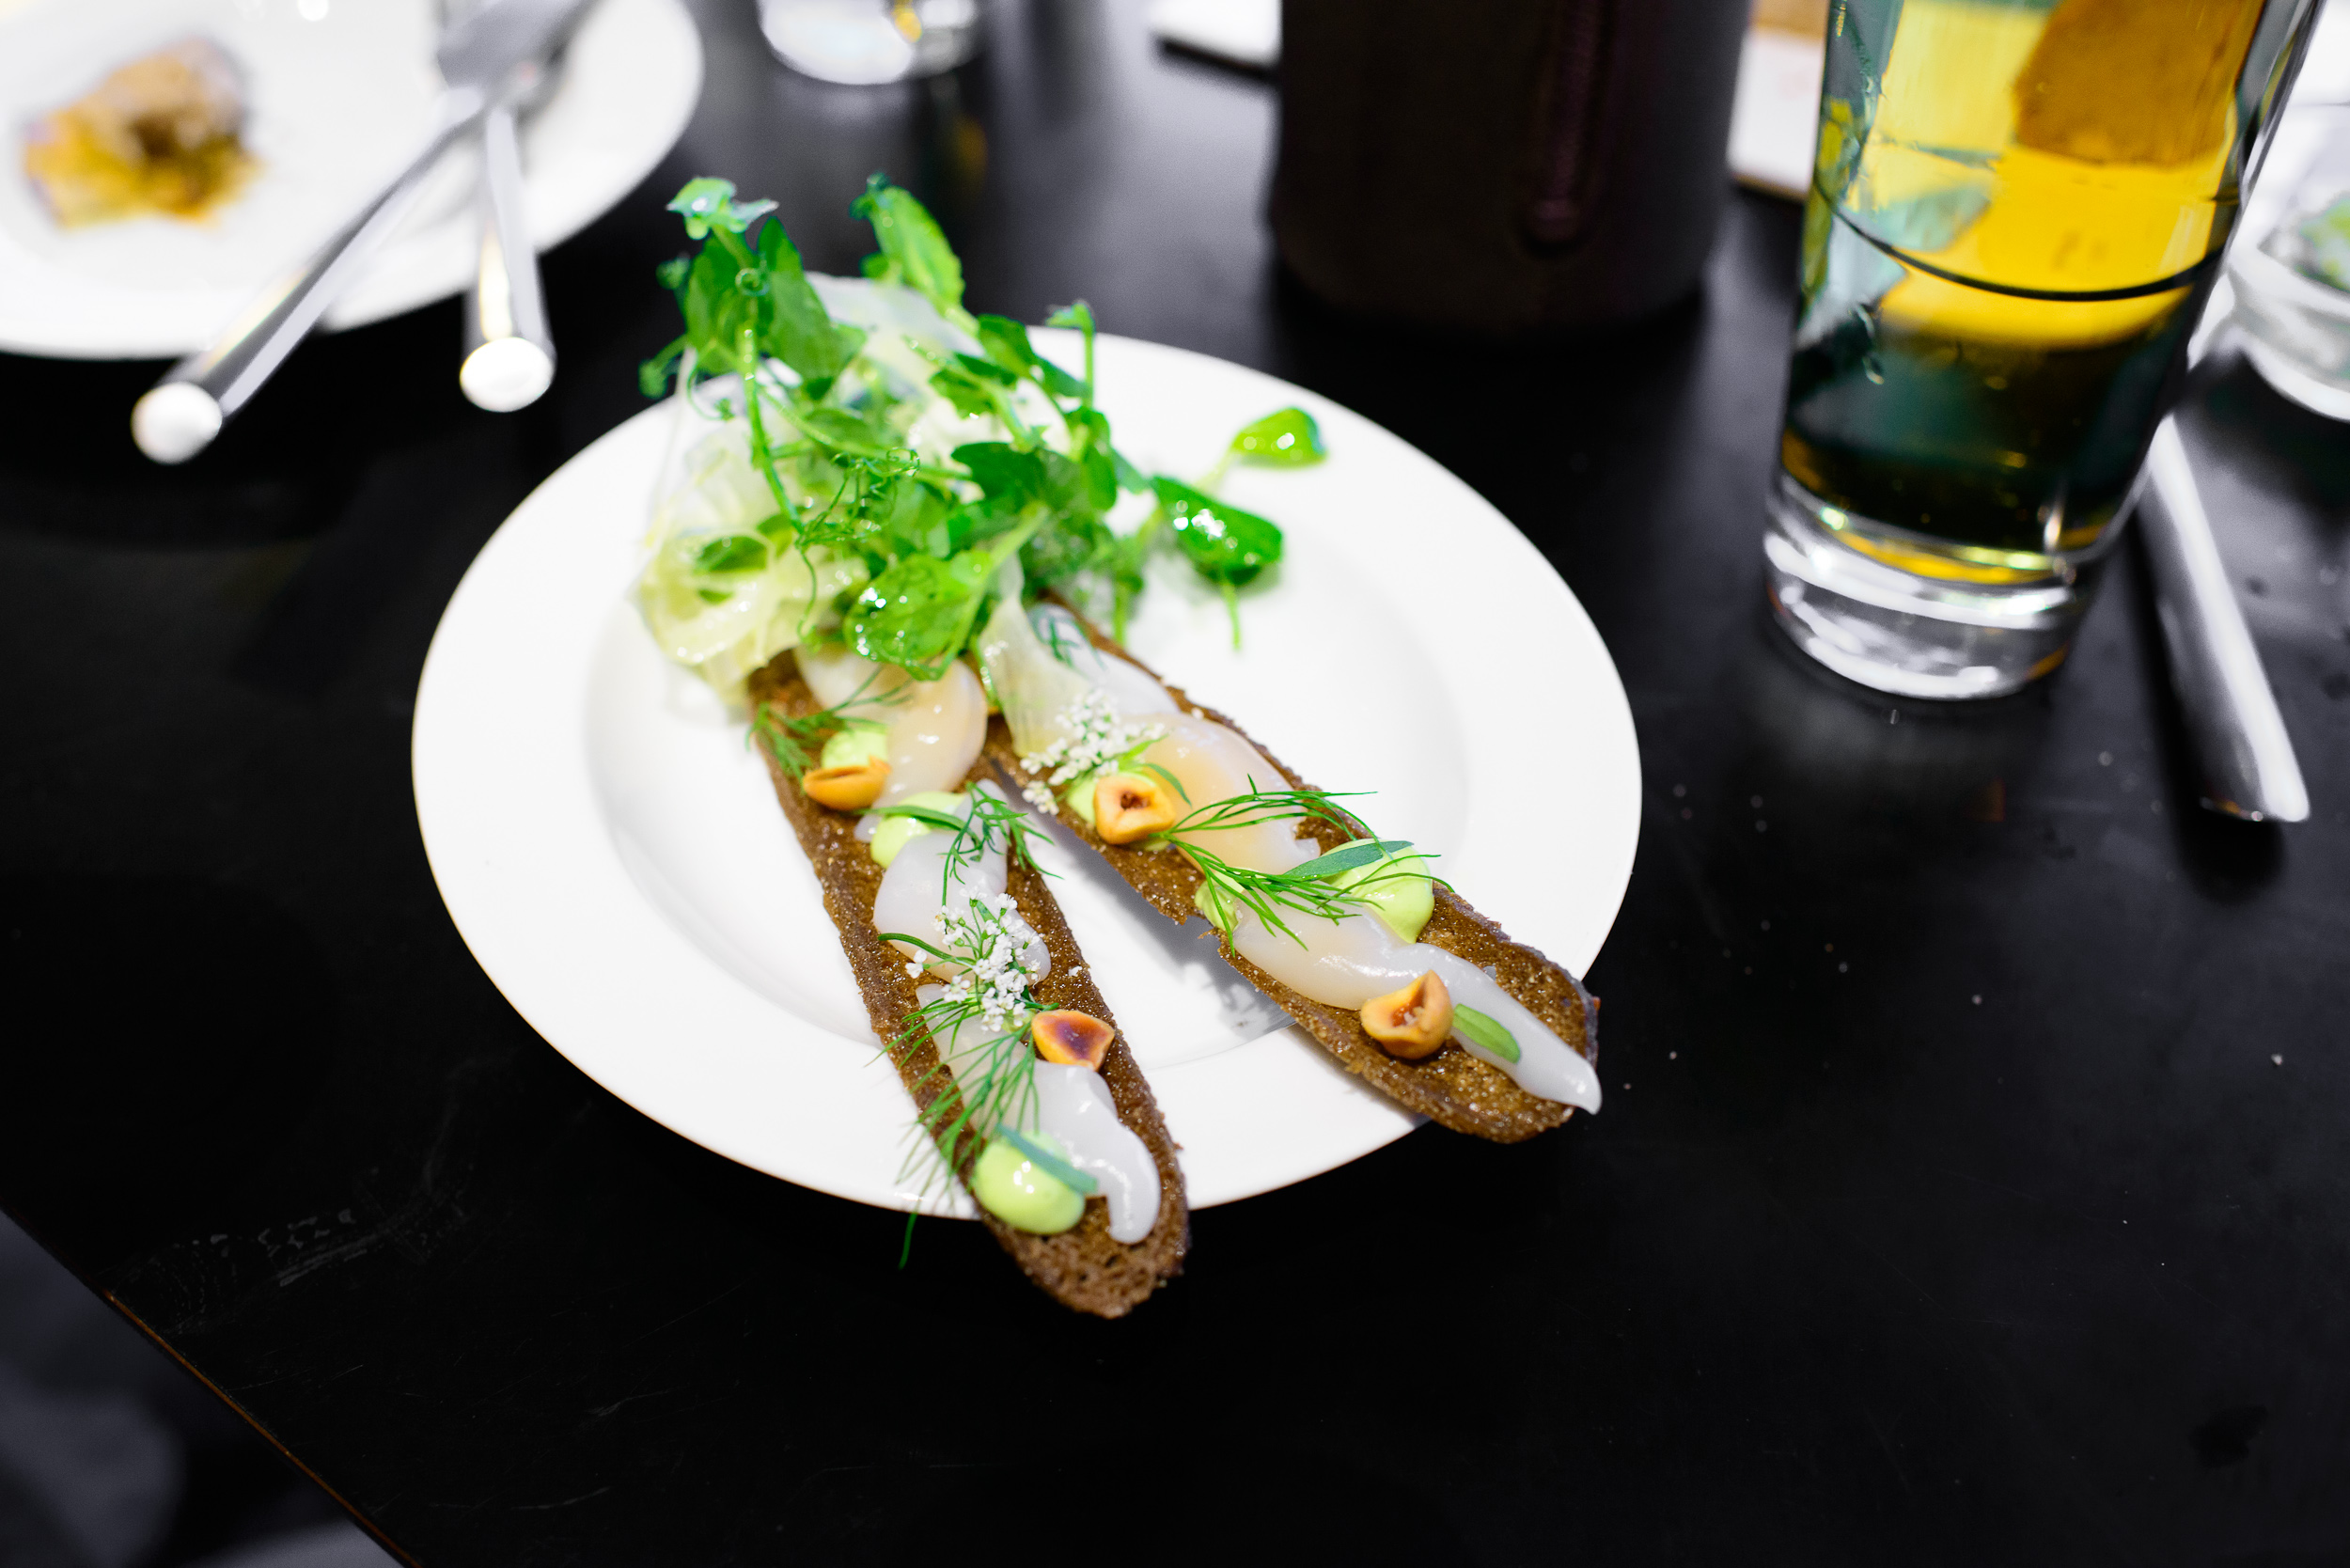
[2135,416,2311,823]
[460,98,556,412]
[132,87,488,464]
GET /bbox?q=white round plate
[0,0,701,360]
[414,329,1641,1215]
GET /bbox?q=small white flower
[931,890,1049,1032]
[1020,688,1165,797]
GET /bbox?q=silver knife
[131,0,596,463]
[2135,414,2311,823]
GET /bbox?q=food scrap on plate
[23,39,256,227]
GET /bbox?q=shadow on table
[0,1213,389,1568]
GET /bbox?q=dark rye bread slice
[745,655,1189,1317]
[984,617,1597,1145]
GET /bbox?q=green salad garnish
[636,174,1327,692]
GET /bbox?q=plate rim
[413,328,1642,1215]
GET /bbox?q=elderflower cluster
[923,891,1047,1032]
[1018,688,1165,809]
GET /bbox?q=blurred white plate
[0,0,700,360]
[413,324,1641,1215]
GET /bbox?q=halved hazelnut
[1032,1009,1115,1070]
[1093,772,1180,844]
[1359,971,1453,1059]
[801,758,890,810]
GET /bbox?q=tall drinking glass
[1765,0,2320,698]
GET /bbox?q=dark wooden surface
[4,1,2348,1562]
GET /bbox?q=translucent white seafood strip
[1229,909,1601,1112]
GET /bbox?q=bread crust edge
[747,659,1190,1317]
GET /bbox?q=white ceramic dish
[413,328,1641,1215]
[0,0,701,360]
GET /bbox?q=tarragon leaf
[1288,839,1414,881]
[993,1126,1101,1195]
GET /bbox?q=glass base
[760,0,980,85]
[1762,474,2109,700]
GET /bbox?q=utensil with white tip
[460,86,556,412]
[131,0,595,463]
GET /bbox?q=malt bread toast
[983,615,1596,1143]
[747,657,1189,1316]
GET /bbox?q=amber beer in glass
[1764,0,2318,697]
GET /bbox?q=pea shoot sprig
[639,173,1328,687]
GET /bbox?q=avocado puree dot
[972,1129,1085,1232]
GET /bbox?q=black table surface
[7,2,2350,1562]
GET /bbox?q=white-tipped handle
[133,87,486,464]
[2135,417,2311,823]
[461,98,555,411]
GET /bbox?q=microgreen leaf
[994,1126,1100,1195]
[668,178,774,240]
[1230,407,1327,466]
[691,533,769,573]
[974,314,1037,375]
[953,442,1048,503]
[952,353,1021,387]
[847,551,995,677]
[638,334,689,398]
[853,175,969,328]
[1152,478,1283,588]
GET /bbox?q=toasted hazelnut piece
[1093,772,1180,844]
[1032,1009,1115,1070]
[801,758,890,810]
[1359,971,1453,1059]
